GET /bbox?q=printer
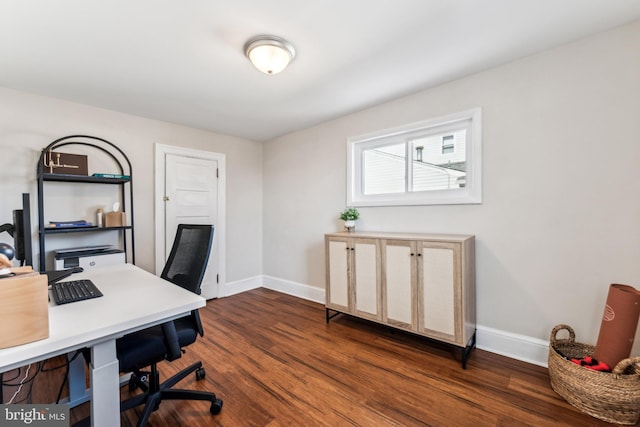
[54,245,125,270]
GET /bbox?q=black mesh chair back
[161,224,214,295]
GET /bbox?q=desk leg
[90,340,120,427]
[67,352,90,407]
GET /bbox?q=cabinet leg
[325,308,342,323]
[461,331,477,369]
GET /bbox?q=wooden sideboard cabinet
[325,231,476,368]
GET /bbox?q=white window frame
[347,108,482,207]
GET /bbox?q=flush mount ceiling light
[244,35,296,75]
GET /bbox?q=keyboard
[52,279,103,305]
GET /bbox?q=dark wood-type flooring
[7,288,611,426]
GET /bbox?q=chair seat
[117,316,198,373]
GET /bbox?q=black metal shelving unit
[36,135,135,272]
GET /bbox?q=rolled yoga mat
[593,284,640,369]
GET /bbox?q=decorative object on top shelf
[43,151,88,175]
[339,207,360,232]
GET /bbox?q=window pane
[410,129,466,191]
[363,143,406,194]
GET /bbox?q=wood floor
[10,288,610,426]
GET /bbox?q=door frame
[154,143,226,297]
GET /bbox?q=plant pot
[344,220,355,232]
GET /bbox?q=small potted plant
[340,207,360,232]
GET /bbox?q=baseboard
[223,275,549,367]
[475,325,549,367]
[219,276,262,297]
[222,275,324,302]
[261,275,325,303]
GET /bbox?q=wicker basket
[549,324,640,425]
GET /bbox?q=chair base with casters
[115,298,222,426]
[122,361,223,426]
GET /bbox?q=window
[347,108,481,206]
[442,135,454,154]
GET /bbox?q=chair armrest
[161,321,182,361]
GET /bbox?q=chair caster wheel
[128,374,139,392]
[210,398,223,414]
[196,367,206,380]
[128,372,149,392]
[129,372,146,392]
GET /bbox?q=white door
[165,154,219,298]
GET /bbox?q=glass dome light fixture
[244,35,296,75]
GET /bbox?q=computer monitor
[0,193,33,267]
[13,193,33,267]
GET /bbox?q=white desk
[0,263,205,427]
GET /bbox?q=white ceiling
[1,1,639,141]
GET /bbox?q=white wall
[263,20,640,362]
[0,88,263,282]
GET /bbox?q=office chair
[116,224,222,426]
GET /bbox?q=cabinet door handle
[417,253,422,257]
[410,253,415,256]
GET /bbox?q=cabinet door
[352,238,381,321]
[382,240,416,331]
[417,241,462,344]
[326,237,351,313]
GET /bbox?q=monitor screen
[11,193,33,267]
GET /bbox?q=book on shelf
[47,220,94,228]
[92,173,130,179]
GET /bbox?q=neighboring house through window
[347,108,482,206]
